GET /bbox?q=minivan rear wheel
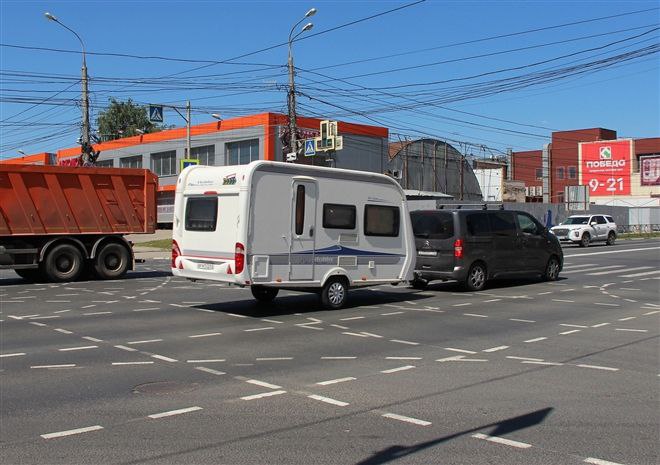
[251,285,279,303]
[411,277,428,290]
[465,262,487,291]
[543,256,560,281]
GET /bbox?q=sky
[0,0,658,160]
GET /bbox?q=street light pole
[45,12,94,165]
[186,100,191,158]
[286,7,316,162]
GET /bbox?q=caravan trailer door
[289,180,317,280]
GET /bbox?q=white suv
[550,215,617,247]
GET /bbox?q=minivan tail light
[235,242,245,274]
[454,239,463,258]
[172,240,181,268]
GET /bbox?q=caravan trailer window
[295,185,305,235]
[364,205,400,237]
[323,204,356,229]
[185,197,218,231]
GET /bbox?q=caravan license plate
[197,262,214,271]
[418,250,437,257]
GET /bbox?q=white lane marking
[436,355,464,362]
[330,324,349,330]
[150,354,178,362]
[386,356,422,360]
[246,379,282,390]
[471,433,531,449]
[453,303,472,307]
[83,311,112,316]
[31,364,76,369]
[30,322,47,327]
[506,356,544,362]
[576,364,619,371]
[195,366,226,375]
[261,318,283,324]
[522,361,563,366]
[444,347,477,354]
[256,357,293,361]
[296,324,323,330]
[321,356,356,360]
[114,345,137,352]
[244,327,274,332]
[483,299,502,303]
[58,346,98,352]
[591,323,611,328]
[0,352,26,358]
[342,332,369,338]
[133,307,160,312]
[340,316,365,321]
[552,299,574,303]
[483,345,509,353]
[241,390,287,401]
[584,458,625,465]
[381,365,415,374]
[54,328,73,334]
[316,377,356,385]
[148,406,202,419]
[560,324,588,328]
[588,266,650,276]
[53,309,71,314]
[559,330,581,335]
[619,287,640,291]
[127,339,163,345]
[308,394,349,407]
[564,246,660,257]
[464,313,488,318]
[537,291,552,295]
[643,310,660,315]
[619,269,660,278]
[41,425,103,439]
[227,313,247,318]
[624,298,637,303]
[509,318,535,323]
[360,332,383,338]
[82,336,103,342]
[594,302,620,307]
[186,359,225,363]
[188,333,222,338]
[381,311,404,316]
[390,339,419,345]
[618,316,636,321]
[382,413,431,426]
[615,328,648,332]
[112,361,154,365]
[29,315,60,320]
[81,304,96,308]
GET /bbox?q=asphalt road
[1,239,659,465]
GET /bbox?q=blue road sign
[304,139,316,157]
[149,105,164,123]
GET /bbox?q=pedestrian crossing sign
[305,139,316,157]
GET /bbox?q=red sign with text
[580,139,632,196]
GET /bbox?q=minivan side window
[516,213,540,235]
[364,205,400,237]
[411,212,454,239]
[295,185,305,235]
[323,203,356,229]
[466,213,491,237]
[185,197,218,231]
[489,212,516,236]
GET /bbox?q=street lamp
[44,12,94,165]
[286,7,316,162]
[211,113,223,121]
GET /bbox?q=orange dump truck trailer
[0,164,157,282]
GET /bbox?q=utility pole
[286,8,316,162]
[186,101,191,158]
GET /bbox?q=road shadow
[193,286,428,317]
[0,269,171,286]
[422,276,568,293]
[356,407,553,465]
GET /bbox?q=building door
[289,180,317,280]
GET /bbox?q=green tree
[96,98,161,141]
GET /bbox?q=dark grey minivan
[410,209,563,291]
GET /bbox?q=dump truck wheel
[94,242,130,280]
[42,243,83,282]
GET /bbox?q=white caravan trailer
[172,161,415,309]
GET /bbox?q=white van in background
[172,161,415,309]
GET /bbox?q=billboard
[579,139,633,196]
[640,155,660,186]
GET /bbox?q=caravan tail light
[454,239,464,259]
[172,240,181,268]
[234,242,245,274]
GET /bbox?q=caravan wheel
[321,278,348,310]
[251,285,279,303]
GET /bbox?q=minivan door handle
[309,226,314,237]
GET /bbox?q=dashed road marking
[381,311,404,316]
[58,346,98,352]
[576,364,619,372]
[340,316,365,321]
[382,413,431,426]
[552,299,574,303]
[483,345,509,353]
[381,365,415,374]
[241,390,286,401]
[464,313,488,318]
[186,359,225,363]
[643,310,660,315]
[615,328,648,332]
[591,323,610,328]
[316,377,356,386]
[588,266,650,276]
[559,330,581,335]
[256,357,294,361]
[112,361,154,366]
[307,394,349,406]
[244,327,274,332]
[330,324,349,330]
[619,269,660,278]
[453,303,472,307]
[584,457,625,465]
[0,352,26,358]
[560,324,588,328]
[390,339,419,345]
[506,356,544,362]
[31,364,76,369]
[114,345,137,352]
[127,339,163,345]
[386,356,422,360]
[41,425,103,439]
[510,318,535,323]
[261,319,283,324]
[321,356,356,360]
[148,406,202,419]
[360,332,383,338]
[30,322,47,327]
[54,328,73,334]
[188,333,222,338]
[617,316,636,321]
[150,354,178,362]
[483,299,501,303]
[522,361,562,366]
[195,366,226,375]
[594,302,620,307]
[246,379,282,390]
[83,311,112,316]
[82,336,103,342]
[471,433,531,449]
[342,332,369,338]
[444,347,477,354]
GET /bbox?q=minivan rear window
[411,212,454,239]
[185,197,218,231]
[466,213,490,236]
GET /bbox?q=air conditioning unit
[525,186,530,196]
[535,186,542,196]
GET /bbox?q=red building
[511,128,660,203]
